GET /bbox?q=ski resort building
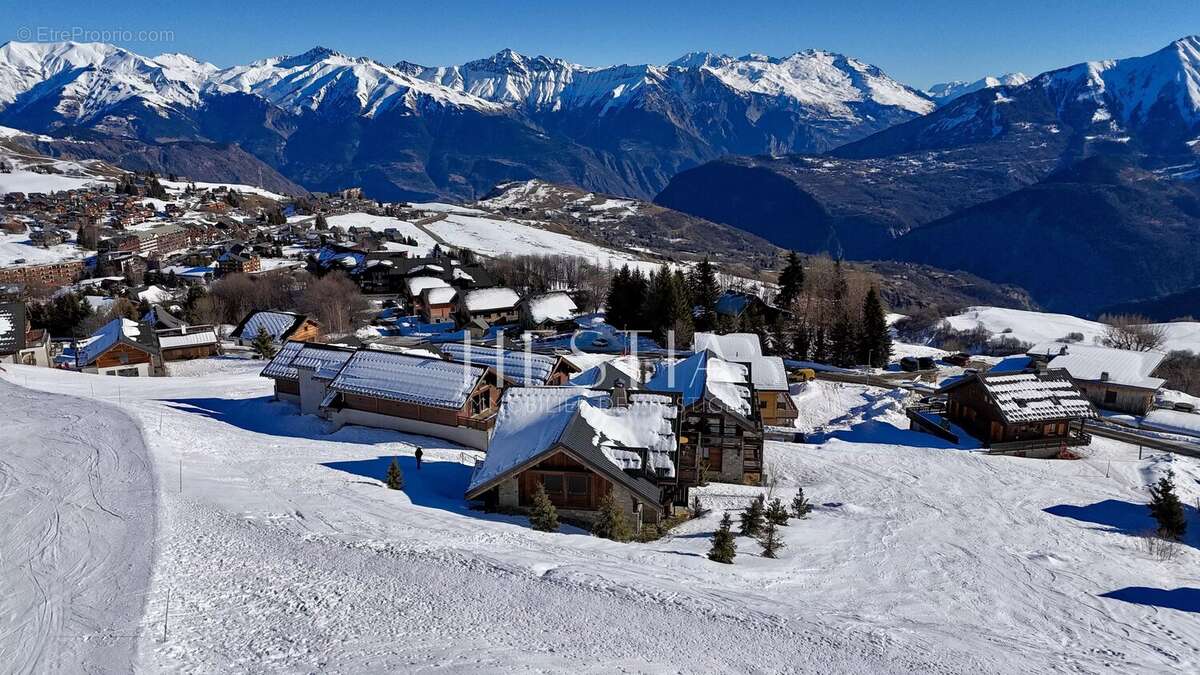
[0,302,50,366]
[518,291,579,331]
[456,287,521,325]
[261,341,356,409]
[693,332,797,427]
[155,325,221,362]
[231,310,320,346]
[926,370,1096,456]
[645,350,764,485]
[465,387,680,528]
[59,318,161,376]
[1026,342,1166,415]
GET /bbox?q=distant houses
[59,318,161,376]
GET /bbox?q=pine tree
[777,251,805,309]
[251,326,277,359]
[829,306,857,368]
[708,513,737,564]
[1148,470,1187,541]
[592,491,632,541]
[528,483,559,532]
[315,213,329,230]
[766,498,790,526]
[385,457,404,490]
[739,495,765,537]
[791,487,813,518]
[857,286,892,368]
[690,257,720,332]
[759,520,785,559]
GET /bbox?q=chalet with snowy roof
[420,285,458,322]
[438,342,578,387]
[231,310,320,346]
[466,387,681,528]
[1026,342,1166,415]
[315,348,502,450]
[519,291,579,331]
[694,332,797,427]
[645,350,764,485]
[456,287,521,326]
[934,370,1096,456]
[714,289,786,323]
[142,304,186,331]
[567,354,644,390]
[58,318,161,376]
[156,325,220,362]
[261,341,357,414]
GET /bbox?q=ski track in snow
[3,363,1200,672]
[0,378,156,674]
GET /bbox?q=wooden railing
[456,413,497,431]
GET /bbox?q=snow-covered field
[3,363,1200,673]
[426,211,662,273]
[0,169,105,195]
[0,229,87,266]
[944,307,1200,353]
[325,213,439,255]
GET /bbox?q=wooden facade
[758,390,799,427]
[160,343,219,362]
[517,451,609,512]
[335,373,501,431]
[288,319,322,343]
[676,401,763,490]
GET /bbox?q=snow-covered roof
[136,285,173,304]
[645,350,752,416]
[1028,342,1166,390]
[405,276,449,297]
[69,318,153,366]
[235,310,307,342]
[967,372,1097,424]
[694,332,788,391]
[524,292,578,324]
[423,286,458,305]
[261,341,355,381]
[439,342,559,386]
[466,387,674,504]
[157,328,218,349]
[326,349,486,409]
[462,287,520,313]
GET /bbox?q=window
[567,475,588,496]
[541,474,564,495]
[1104,390,1117,405]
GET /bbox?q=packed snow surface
[944,306,1200,353]
[4,362,1200,672]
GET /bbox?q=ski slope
[0,378,155,674]
[2,363,1200,672]
[944,306,1200,353]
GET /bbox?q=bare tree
[298,272,365,335]
[1098,313,1167,352]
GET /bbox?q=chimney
[1100,371,1110,382]
[612,380,629,407]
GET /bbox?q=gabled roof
[157,327,219,350]
[466,388,674,507]
[66,318,157,366]
[232,310,312,342]
[423,285,458,305]
[1028,342,1166,390]
[693,332,788,391]
[260,341,356,381]
[325,349,487,410]
[943,370,1096,424]
[438,342,561,386]
[142,304,186,330]
[523,292,578,324]
[462,287,521,313]
[645,350,753,416]
[0,302,27,354]
[405,276,449,297]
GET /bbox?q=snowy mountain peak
[277,46,347,68]
[925,72,1031,105]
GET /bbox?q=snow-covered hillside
[924,72,1031,104]
[3,362,1200,671]
[943,306,1200,353]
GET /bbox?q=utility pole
[162,588,171,642]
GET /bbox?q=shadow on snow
[1044,499,1200,549]
[1100,587,1200,614]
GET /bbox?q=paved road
[0,378,157,674]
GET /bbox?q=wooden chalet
[456,287,521,326]
[1026,342,1166,415]
[277,347,503,450]
[645,350,764,488]
[518,291,579,331]
[920,370,1096,456]
[466,387,680,528]
[420,286,458,322]
[0,302,50,366]
[232,310,320,346]
[156,325,221,362]
[60,318,161,376]
[261,341,358,413]
[216,244,261,275]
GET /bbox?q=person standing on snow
[414,446,423,470]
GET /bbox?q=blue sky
[6,1,1199,87]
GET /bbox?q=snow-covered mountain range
[923,72,1030,105]
[0,41,935,200]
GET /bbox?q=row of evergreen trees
[603,252,892,369]
[708,488,814,564]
